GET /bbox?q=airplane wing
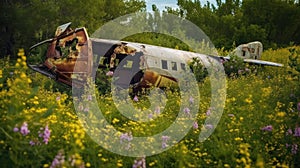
[221,56,283,67]
[243,59,283,67]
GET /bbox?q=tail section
[227,41,283,67]
[232,41,263,60]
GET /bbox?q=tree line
[166,0,300,50]
[0,0,146,58]
[1,0,300,58]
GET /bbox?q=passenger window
[180,63,186,70]
[171,61,177,71]
[162,60,168,69]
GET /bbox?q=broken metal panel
[137,69,177,88]
[89,39,146,89]
[55,22,72,37]
[33,25,92,87]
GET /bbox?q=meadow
[0,47,299,168]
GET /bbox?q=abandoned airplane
[28,23,283,90]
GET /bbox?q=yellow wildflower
[234,137,243,141]
[224,164,230,168]
[112,118,120,124]
[117,162,123,167]
[149,162,156,166]
[277,112,285,117]
[86,162,91,167]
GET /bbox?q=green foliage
[188,57,208,82]
[0,0,146,58]
[123,32,191,51]
[95,68,112,94]
[242,0,300,47]
[288,47,300,80]
[223,54,259,77]
[167,0,300,50]
[223,54,245,76]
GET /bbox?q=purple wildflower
[84,107,89,112]
[148,113,153,119]
[106,71,114,76]
[29,139,41,146]
[206,109,211,116]
[189,96,194,104]
[261,125,273,132]
[205,124,213,129]
[29,140,35,146]
[161,135,170,142]
[13,127,19,132]
[87,94,92,101]
[183,107,190,116]
[291,144,298,154]
[238,69,243,74]
[20,122,30,136]
[193,121,199,129]
[38,128,43,138]
[56,96,60,101]
[155,106,161,115]
[228,114,235,117]
[120,132,133,150]
[120,132,133,143]
[294,126,300,137]
[286,128,293,135]
[50,150,65,168]
[161,135,170,149]
[133,95,138,102]
[43,125,51,144]
[132,156,146,168]
[51,158,60,168]
[162,142,168,149]
[78,105,84,111]
[125,143,131,150]
[297,102,300,111]
[69,154,76,167]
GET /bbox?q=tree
[241,0,300,48]
[0,0,146,58]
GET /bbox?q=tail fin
[226,41,283,67]
[231,41,263,60]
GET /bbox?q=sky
[145,0,219,11]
